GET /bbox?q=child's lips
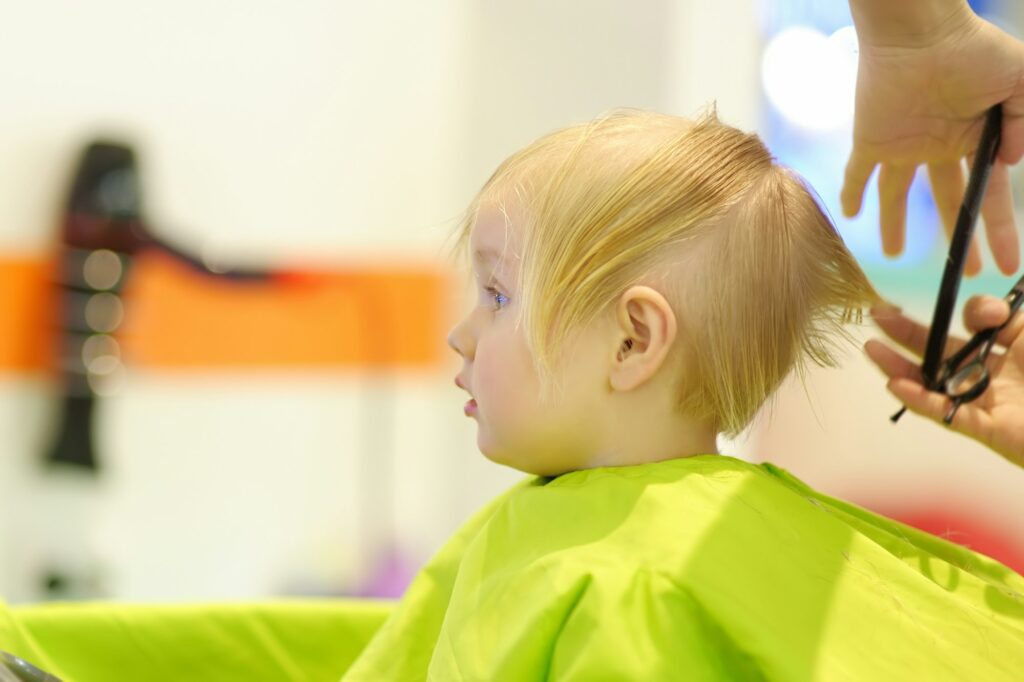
[456,376,477,415]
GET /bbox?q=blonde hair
[447,109,880,436]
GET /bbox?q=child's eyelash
[484,286,508,311]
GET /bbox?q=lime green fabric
[344,454,1024,681]
[0,599,391,681]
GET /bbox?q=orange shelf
[0,251,455,372]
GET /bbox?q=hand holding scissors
[866,106,1024,469]
[866,291,1024,469]
[929,275,1024,424]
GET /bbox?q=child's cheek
[473,344,509,414]
[471,348,517,463]
[475,336,533,422]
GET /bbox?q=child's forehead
[469,200,523,273]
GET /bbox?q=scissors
[921,273,1024,423]
[0,651,62,682]
[891,105,1022,425]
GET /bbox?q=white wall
[0,0,470,263]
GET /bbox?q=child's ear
[609,286,677,392]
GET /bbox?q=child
[342,110,1024,680]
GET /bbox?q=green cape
[343,454,1024,680]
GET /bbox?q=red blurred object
[887,508,1024,575]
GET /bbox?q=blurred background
[1,0,1023,605]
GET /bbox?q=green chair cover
[0,598,392,681]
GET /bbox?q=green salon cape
[343,454,1024,681]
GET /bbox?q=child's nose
[447,317,475,359]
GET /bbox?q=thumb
[963,294,1010,333]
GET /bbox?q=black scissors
[891,105,1022,425]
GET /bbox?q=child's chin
[478,443,570,477]
[476,438,505,466]
[478,441,525,472]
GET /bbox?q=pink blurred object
[352,547,419,599]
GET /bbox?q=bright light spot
[84,293,124,333]
[82,249,123,290]
[761,25,858,132]
[81,334,120,369]
[87,353,121,376]
[87,362,126,397]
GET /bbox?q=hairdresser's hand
[842,3,1024,276]
[865,298,1024,468]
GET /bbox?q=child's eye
[484,286,508,311]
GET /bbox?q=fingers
[870,305,927,356]
[869,305,966,358]
[877,163,916,256]
[927,160,965,235]
[980,161,1020,275]
[997,113,1024,166]
[886,377,991,442]
[841,150,875,218]
[864,338,922,382]
[927,160,983,276]
[963,294,1024,347]
[866,313,998,449]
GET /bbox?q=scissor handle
[943,355,992,399]
[1005,278,1024,313]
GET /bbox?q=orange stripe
[0,256,55,371]
[0,251,455,371]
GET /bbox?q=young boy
[343,111,1024,680]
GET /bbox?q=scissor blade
[919,105,1003,388]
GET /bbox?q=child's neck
[581,398,719,470]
